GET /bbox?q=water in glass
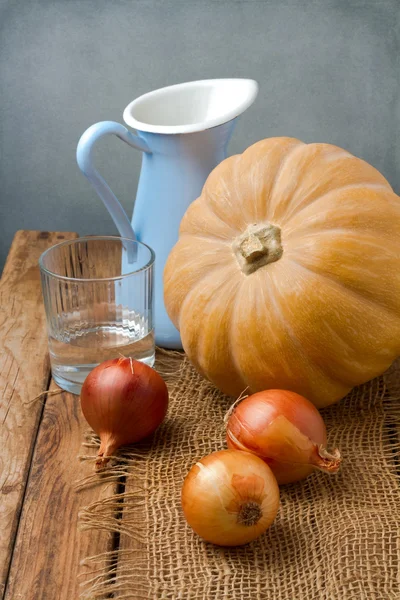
[40,237,155,394]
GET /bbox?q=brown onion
[81,357,168,470]
[182,449,280,546]
[226,390,341,484]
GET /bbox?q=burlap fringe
[77,352,400,600]
[77,349,187,599]
[24,388,63,406]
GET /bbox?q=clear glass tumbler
[39,236,155,394]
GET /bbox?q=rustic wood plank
[0,230,77,596]
[4,382,117,600]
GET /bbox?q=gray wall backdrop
[1,0,399,271]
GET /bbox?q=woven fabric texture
[80,352,400,600]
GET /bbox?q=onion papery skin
[226,390,341,485]
[81,357,169,470]
[181,449,280,546]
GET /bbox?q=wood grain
[4,382,116,600]
[0,230,77,596]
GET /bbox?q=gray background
[0,0,399,271]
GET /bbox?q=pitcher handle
[76,121,151,240]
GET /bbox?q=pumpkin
[164,137,400,407]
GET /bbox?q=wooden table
[0,231,119,600]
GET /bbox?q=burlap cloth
[79,351,400,600]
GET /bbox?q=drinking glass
[39,236,155,394]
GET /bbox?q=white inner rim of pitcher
[123,78,258,135]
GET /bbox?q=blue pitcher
[76,79,258,349]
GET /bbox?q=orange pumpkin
[164,137,400,407]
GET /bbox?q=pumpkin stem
[233,223,283,275]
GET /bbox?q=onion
[81,357,168,470]
[181,449,280,546]
[226,390,341,485]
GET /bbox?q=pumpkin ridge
[178,264,240,324]
[188,271,247,394]
[282,182,393,229]
[164,236,234,328]
[267,142,305,221]
[285,226,391,243]
[202,189,242,234]
[280,145,392,214]
[264,269,352,389]
[180,232,232,246]
[228,279,258,395]
[202,155,243,230]
[268,260,399,390]
[180,196,240,240]
[288,257,400,322]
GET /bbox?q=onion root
[312,446,341,474]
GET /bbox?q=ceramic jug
[76,79,258,348]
